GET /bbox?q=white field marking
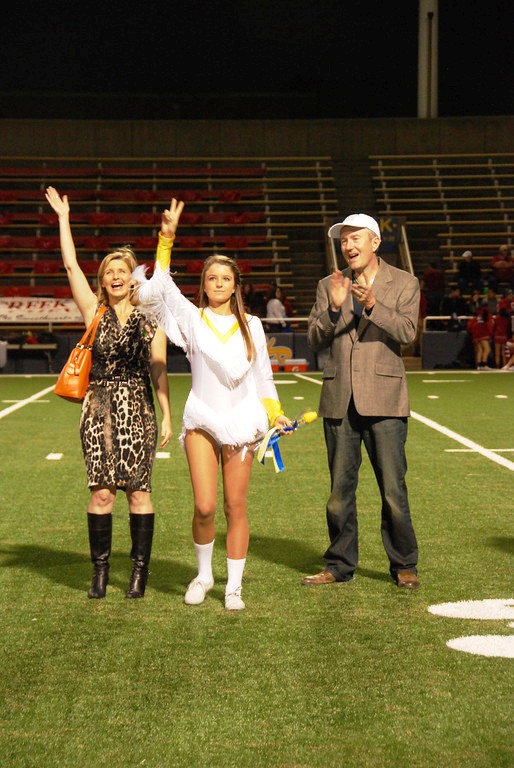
[427,395,439,399]
[291,374,514,473]
[428,600,514,657]
[411,411,514,472]
[447,636,514,657]
[407,370,499,375]
[0,385,55,419]
[274,380,298,385]
[294,373,323,385]
[46,453,63,460]
[446,448,514,453]
[155,452,171,459]
[293,396,305,400]
[428,599,514,621]
[421,379,469,383]
[495,395,509,399]
[2,399,49,404]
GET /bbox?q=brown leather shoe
[396,570,420,588]
[301,570,337,586]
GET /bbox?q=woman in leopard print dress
[45,187,174,600]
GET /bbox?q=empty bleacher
[0,157,337,317]
[370,152,514,287]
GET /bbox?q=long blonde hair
[96,247,139,306]
[199,254,256,362]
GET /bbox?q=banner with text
[0,297,82,323]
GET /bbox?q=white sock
[226,557,246,595]
[194,539,214,583]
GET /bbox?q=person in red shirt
[493,291,513,368]
[423,261,445,315]
[467,304,494,370]
[490,245,514,291]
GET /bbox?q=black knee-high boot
[87,513,112,599]
[126,513,154,598]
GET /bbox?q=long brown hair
[199,254,256,362]
[96,247,139,306]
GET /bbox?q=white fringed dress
[135,264,280,447]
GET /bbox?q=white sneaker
[184,576,214,605]
[224,587,245,611]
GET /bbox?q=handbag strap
[77,305,108,347]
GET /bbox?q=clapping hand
[351,274,376,311]
[329,270,351,310]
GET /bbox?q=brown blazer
[308,259,419,419]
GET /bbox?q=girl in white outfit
[135,199,291,610]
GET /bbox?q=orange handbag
[54,305,107,403]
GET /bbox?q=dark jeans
[322,400,418,580]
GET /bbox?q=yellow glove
[156,232,175,271]
[261,398,284,428]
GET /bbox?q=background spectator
[423,260,446,315]
[490,244,514,291]
[468,288,482,314]
[440,285,470,329]
[280,288,295,322]
[265,285,291,331]
[458,250,483,294]
[467,304,494,370]
[493,288,514,369]
[242,281,258,315]
[485,286,498,315]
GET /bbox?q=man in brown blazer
[303,214,420,588]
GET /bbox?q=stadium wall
[0,115,512,159]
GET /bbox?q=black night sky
[1,0,513,120]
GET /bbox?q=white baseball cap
[328,214,381,240]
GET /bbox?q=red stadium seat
[84,236,113,250]
[52,285,73,298]
[186,260,204,273]
[34,259,61,274]
[87,213,116,226]
[35,237,60,251]
[218,190,241,202]
[180,238,203,250]
[224,237,248,249]
[81,260,100,275]
[133,237,155,249]
[181,212,205,225]
[137,213,161,225]
[38,213,58,226]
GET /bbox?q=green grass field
[1,370,513,768]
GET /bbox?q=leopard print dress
[79,306,158,491]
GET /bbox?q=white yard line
[446,448,514,453]
[0,385,55,419]
[411,411,514,472]
[294,373,323,385]
[294,373,514,473]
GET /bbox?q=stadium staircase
[369,152,514,287]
